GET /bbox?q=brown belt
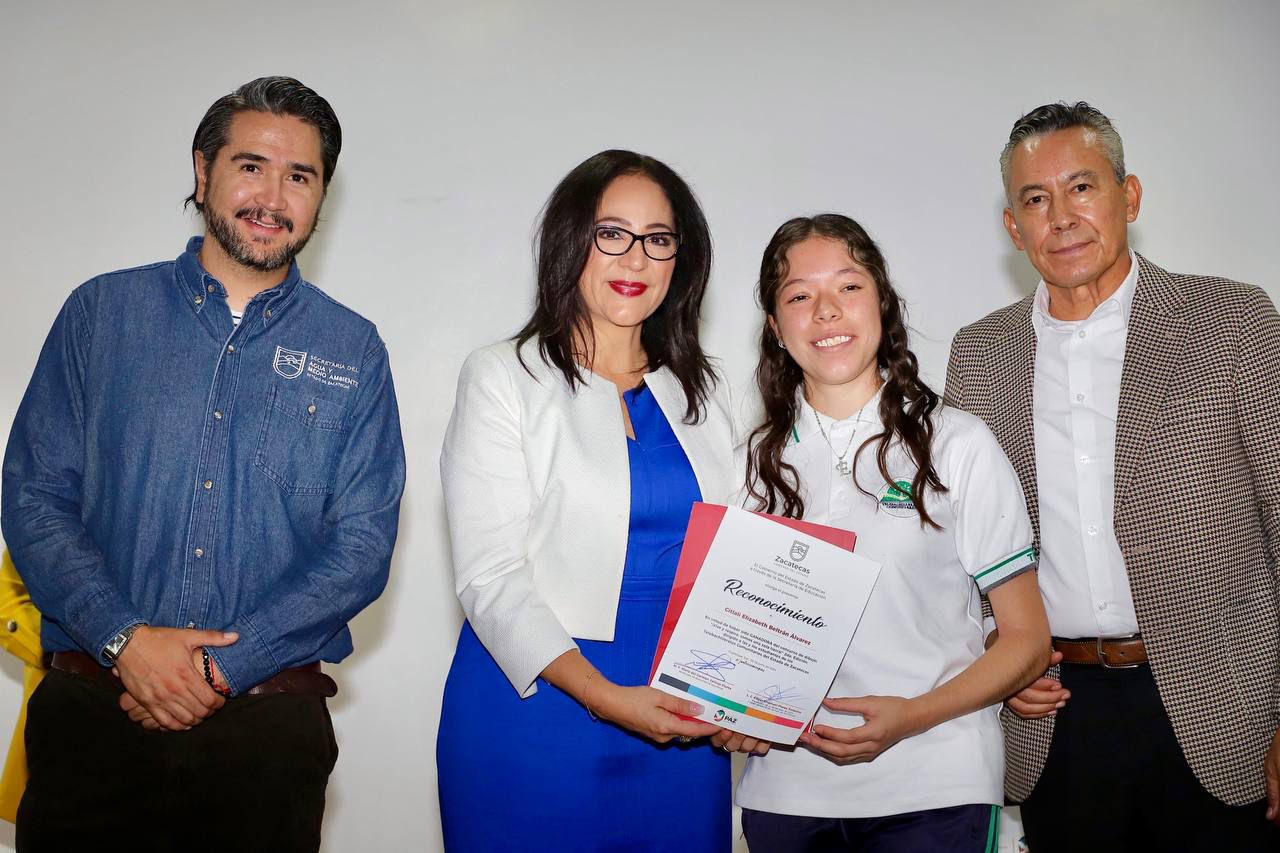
[1052,635,1147,668]
[48,651,338,697]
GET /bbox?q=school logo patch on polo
[273,346,307,380]
[877,479,917,518]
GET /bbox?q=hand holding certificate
[649,504,881,745]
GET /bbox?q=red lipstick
[608,280,648,297]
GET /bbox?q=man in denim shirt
[1,77,404,851]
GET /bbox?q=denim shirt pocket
[254,384,350,495]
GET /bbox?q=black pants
[1020,662,1279,853]
[16,669,339,853]
[741,804,1001,853]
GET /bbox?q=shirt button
[186,621,196,629]
[1097,601,1108,612]
[194,295,204,305]
[206,284,215,293]
[1075,393,1085,402]
[5,620,16,633]
[226,344,235,353]
[265,309,273,319]
[307,404,317,415]
[1087,524,1099,535]
[1078,330,1086,339]
[213,410,223,420]
[203,480,213,490]
[1079,454,1090,464]
[194,548,204,558]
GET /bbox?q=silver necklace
[811,394,879,476]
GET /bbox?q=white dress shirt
[736,396,1035,818]
[1031,251,1140,638]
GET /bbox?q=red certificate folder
[648,502,857,684]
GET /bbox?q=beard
[204,204,315,273]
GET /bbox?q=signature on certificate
[757,684,802,702]
[683,650,736,682]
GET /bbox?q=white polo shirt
[735,396,1036,818]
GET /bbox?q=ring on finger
[676,735,693,743]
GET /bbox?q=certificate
[649,504,880,744]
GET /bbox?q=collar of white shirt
[1030,249,1139,336]
[790,384,886,446]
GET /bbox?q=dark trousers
[1020,662,1279,853]
[16,669,339,853]
[741,804,1001,853]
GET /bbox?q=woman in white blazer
[437,151,737,852]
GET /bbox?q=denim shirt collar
[174,236,303,327]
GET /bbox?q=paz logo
[877,479,918,519]
[789,540,810,562]
[273,346,307,380]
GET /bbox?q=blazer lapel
[1114,255,1190,512]
[994,299,1042,542]
[645,368,735,504]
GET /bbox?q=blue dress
[437,384,730,852]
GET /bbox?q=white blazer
[440,339,739,697]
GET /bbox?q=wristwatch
[103,624,142,662]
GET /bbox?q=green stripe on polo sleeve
[973,545,1037,594]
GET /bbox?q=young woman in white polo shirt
[723,214,1051,852]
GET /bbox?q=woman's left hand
[799,695,925,765]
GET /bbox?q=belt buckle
[1096,634,1142,669]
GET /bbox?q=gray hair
[185,76,342,211]
[999,102,1125,194]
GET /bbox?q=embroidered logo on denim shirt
[303,356,360,391]
[273,346,308,379]
[272,346,360,390]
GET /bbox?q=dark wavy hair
[515,150,715,423]
[745,214,947,528]
[185,76,342,211]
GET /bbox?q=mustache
[235,207,294,233]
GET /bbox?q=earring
[778,339,786,350]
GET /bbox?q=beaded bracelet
[201,648,232,697]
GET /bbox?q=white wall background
[1,1,1277,850]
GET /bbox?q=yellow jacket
[0,550,44,823]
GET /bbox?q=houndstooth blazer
[945,253,1280,806]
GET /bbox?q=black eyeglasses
[593,225,680,261]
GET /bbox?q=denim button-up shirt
[1,237,405,694]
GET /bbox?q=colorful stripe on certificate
[657,674,805,729]
[972,545,1037,594]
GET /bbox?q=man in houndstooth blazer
[946,102,1280,851]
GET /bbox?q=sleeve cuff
[973,546,1037,595]
[204,617,277,696]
